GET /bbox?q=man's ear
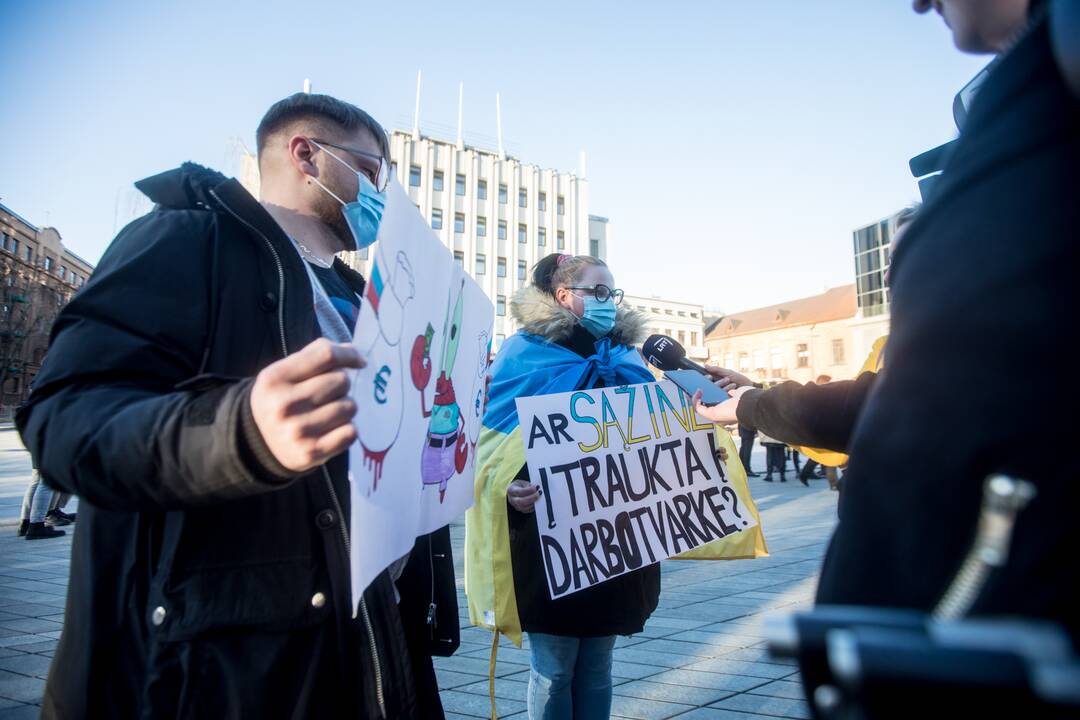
[288,135,319,179]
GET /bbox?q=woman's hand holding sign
[507,479,541,513]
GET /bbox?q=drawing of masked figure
[353,249,414,493]
[412,279,466,503]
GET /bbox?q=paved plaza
[0,425,838,719]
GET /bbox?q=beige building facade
[2,203,95,413]
[623,294,707,362]
[704,285,858,383]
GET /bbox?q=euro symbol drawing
[374,365,392,405]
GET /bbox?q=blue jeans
[527,633,616,719]
[19,470,54,524]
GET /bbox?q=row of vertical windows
[407,165,565,213]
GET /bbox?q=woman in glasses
[468,253,659,719]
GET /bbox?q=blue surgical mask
[309,142,386,251]
[578,295,617,338]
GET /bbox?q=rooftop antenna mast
[496,92,504,159]
[412,70,422,140]
[303,78,312,94]
[456,82,464,150]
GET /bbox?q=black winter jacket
[816,16,1080,645]
[16,164,417,719]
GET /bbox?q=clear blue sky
[0,0,985,312]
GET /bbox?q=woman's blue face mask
[570,292,617,338]
[307,141,386,251]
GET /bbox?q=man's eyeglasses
[309,138,392,192]
[567,284,624,305]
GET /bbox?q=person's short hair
[255,93,389,163]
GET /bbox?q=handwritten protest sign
[515,380,756,599]
[348,178,494,613]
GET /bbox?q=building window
[496,295,506,316]
[456,173,466,196]
[453,251,464,269]
[650,307,660,314]
[409,165,421,187]
[557,230,565,250]
[770,346,783,369]
[44,257,53,271]
[499,184,508,204]
[518,224,527,243]
[589,238,599,257]
[678,330,686,344]
[691,312,699,318]
[498,220,507,240]
[9,239,18,255]
[753,349,766,371]
[724,353,734,368]
[517,260,527,281]
[454,213,465,234]
[431,208,443,230]
[497,257,507,277]
[477,217,487,237]
[538,192,547,211]
[797,343,809,367]
[518,188,527,208]
[832,338,845,365]
[538,228,546,247]
[25,246,33,262]
[691,332,698,345]
[433,171,444,191]
[664,309,673,315]
[477,180,487,200]
[678,311,686,317]
[59,265,67,280]
[557,195,565,215]
[476,254,487,275]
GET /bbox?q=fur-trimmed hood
[509,285,648,347]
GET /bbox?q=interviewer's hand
[507,479,541,513]
[693,386,754,425]
[704,366,755,392]
[250,339,365,472]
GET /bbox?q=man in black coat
[17,94,418,718]
[818,0,1079,641]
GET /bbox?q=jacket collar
[509,284,647,347]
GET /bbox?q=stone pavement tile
[6,641,54,655]
[682,658,792,680]
[0,618,62,635]
[0,637,42,651]
[645,669,766,693]
[0,704,42,720]
[440,689,524,718]
[0,654,52,680]
[631,638,728,659]
[664,629,767,648]
[612,646,702,669]
[434,655,527,678]
[720,649,797,667]
[461,643,532,667]
[651,606,751,623]
[710,693,811,719]
[0,698,28,710]
[614,679,736,707]
[610,693,694,720]
[669,708,775,719]
[615,635,651,649]
[611,660,668,681]
[0,651,24,661]
[434,669,486,690]
[454,676,528,701]
[644,616,715,632]
[0,669,45,703]
[745,680,804,700]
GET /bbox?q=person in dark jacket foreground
[707,0,1080,646]
[503,254,658,719]
[16,93,419,718]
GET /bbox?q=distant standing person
[738,423,760,477]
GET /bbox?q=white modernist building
[623,294,708,363]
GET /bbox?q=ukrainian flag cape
[465,332,769,647]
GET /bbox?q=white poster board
[348,178,494,611]
[515,380,756,599]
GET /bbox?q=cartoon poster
[348,178,494,611]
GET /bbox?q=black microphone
[642,334,709,375]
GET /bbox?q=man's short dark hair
[256,92,390,162]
